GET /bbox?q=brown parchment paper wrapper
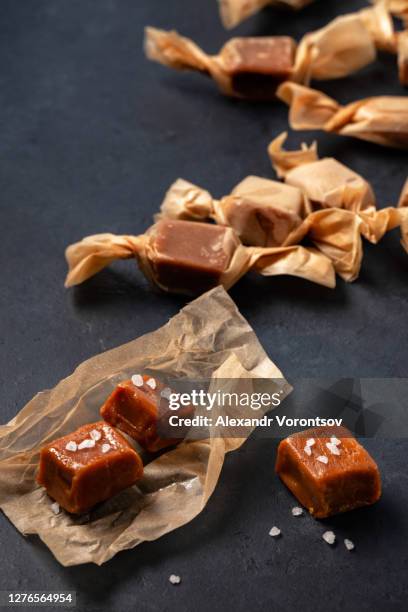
[64,221,336,291]
[373,0,408,25]
[218,0,314,29]
[269,133,376,213]
[157,174,361,281]
[268,133,408,255]
[292,3,394,84]
[158,176,311,247]
[277,82,408,149]
[159,171,364,282]
[0,287,291,566]
[144,5,395,99]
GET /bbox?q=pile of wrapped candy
[65,1,408,296]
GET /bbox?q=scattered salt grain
[330,436,341,446]
[146,378,157,390]
[169,575,181,585]
[78,438,95,450]
[51,502,60,515]
[306,438,315,447]
[326,442,341,456]
[291,507,303,517]
[317,455,328,464]
[102,444,111,454]
[304,445,312,456]
[269,526,281,537]
[90,429,102,442]
[161,387,172,399]
[65,441,77,452]
[131,374,144,387]
[344,538,355,551]
[322,531,336,545]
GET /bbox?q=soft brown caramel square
[37,421,143,514]
[221,37,296,98]
[150,219,235,294]
[275,426,381,518]
[101,376,191,452]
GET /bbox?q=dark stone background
[0,0,407,610]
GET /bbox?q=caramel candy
[275,426,381,518]
[220,37,296,98]
[65,217,338,293]
[148,219,237,294]
[220,176,306,246]
[160,177,308,247]
[37,422,143,514]
[101,376,191,452]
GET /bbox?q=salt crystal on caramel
[101,376,192,452]
[275,426,381,518]
[37,422,143,514]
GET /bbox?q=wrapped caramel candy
[65,218,335,292]
[218,0,314,29]
[144,5,394,100]
[159,176,310,247]
[269,133,408,247]
[277,82,408,149]
[269,133,376,214]
[158,175,364,282]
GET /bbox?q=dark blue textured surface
[0,1,407,610]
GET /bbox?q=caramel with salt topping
[275,426,381,518]
[37,422,143,514]
[101,377,193,452]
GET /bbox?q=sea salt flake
[306,438,315,447]
[78,438,95,450]
[331,436,341,446]
[131,374,144,387]
[51,502,60,515]
[169,575,181,585]
[90,429,102,441]
[323,531,336,545]
[65,441,77,452]
[304,445,312,456]
[326,442,341,456]
[161,387,172,399]
[146,378,157,390]
[102,444,111,454]
[344,538,355,551]
[317,455,328,464]
[291,507,303,517]
[269,526,281,537]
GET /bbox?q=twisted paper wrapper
[157,175,365,282]
[218,0,314,29]
[277,82,408,149]
[145,3,402,99]
[65,220,336,292]
[373,0,408,25]
[269,133,408,253]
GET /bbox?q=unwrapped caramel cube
[101,376,191,452]
[221,37,296,98]
[37,421,143,514]
[275,426,381,518]
[149,220,237,294]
